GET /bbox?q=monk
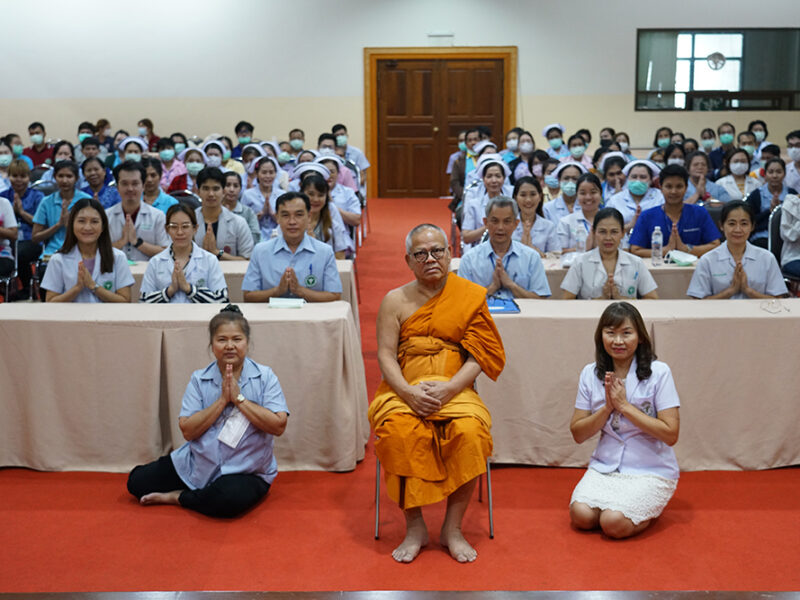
[368,223,505,564]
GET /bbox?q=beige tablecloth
[129,260,360,329]
[451,256,695,299]
[479,299,800,471]
[0,302,369,473]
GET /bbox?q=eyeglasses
[411,247,447,263]
[166,223,194,231]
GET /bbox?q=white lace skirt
[570,468,678,525]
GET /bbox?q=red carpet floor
[1,198,799,593]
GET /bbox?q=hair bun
[220,304,242,315]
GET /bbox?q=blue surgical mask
[278,151,292,164]
[701,139,715,150]
[78,133,91,143]
[0,155,12,168]
[174,143,186,154]
[290,139,304,151]
[12,144,23,156]
[159,149,175,162]
[186,162,204,176]
[544,174,559,188]
[30,134,44,145]
[720,133,734,145]
[138,126,148,137]
[742,145,756,157]
[336,134,348,147]
[560,180,577,196]
[125,153,142,162]
[223,150,231,161]
[458,142,467,153]
[570,146,586,159]
[627,179,649,196]
[657,138,670,149]
[548,138,563,150]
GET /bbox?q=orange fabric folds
[368,274,506,509]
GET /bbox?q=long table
[129,260,360,329]
[451,256,695,299]
[0,302,369,473]
[479,299,800,471]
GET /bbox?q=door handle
[433,126,440,133]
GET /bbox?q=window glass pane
[675,60,691,92]
[677,33,693,58]
[675,93,686,109]
[694,33,743,59]
[693,58,741,91]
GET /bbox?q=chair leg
[374,457,381,540]
[486,457,494,539]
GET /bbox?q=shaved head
[405,223,448,253]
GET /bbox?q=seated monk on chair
[368,223,506,564]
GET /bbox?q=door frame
[364,46,518,198]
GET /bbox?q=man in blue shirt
[629,164,721,260]
[457,196,551,299]
[242,191,342,302]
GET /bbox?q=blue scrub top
[629,203,721,249]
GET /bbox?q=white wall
[2,0,797,151]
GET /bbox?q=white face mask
[506,139,518,152]
[206,156,222,168]
[667,158,685,167]
[788,147,800,161]
[729,161,749,176]
[618,142,629,152]
[519,142,534,154]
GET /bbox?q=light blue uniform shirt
[40,246,134,302]
[330,184,361,216]
[242,232,342,296]
[140,242,227,303]
[148,189,179,214]
[457,239,551,299]
[32,190,92,255]
[687,241,787,299]
[684,179,731,204]
[241,185,284,240]
[170,357,289,489]
[511,216,561,252]
[576,359,680,480]
[542,195,578,224]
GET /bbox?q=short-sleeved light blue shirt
[542,195,578,224]
[242,232,342,296]
[457,239,551,299]
[686,241,788,298]
[32,190,93,255]
[511,216,561,252]
[170,357,289,488]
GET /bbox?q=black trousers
[17,240,42,292]
[127,455,270,518]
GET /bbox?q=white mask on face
[618,142,629,152]
[667,158,685,167]
[729,161,749,176]
[519,142,534,154]
[506,139,518,152]
[787,147,800,162]
[206,156,222,168]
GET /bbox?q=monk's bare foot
[392,519,429,563]
[140,491,181,506]
[440,526,477,563]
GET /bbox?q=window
[636,28,800,111]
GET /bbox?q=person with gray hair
[457,196,551,299]
[368,223,506,564]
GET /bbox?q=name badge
[139,222,154,231]
[217,408,249,448]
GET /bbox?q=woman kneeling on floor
[569,301,680,538]
[127,305,289,518]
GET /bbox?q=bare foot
[440,526,477,563]
[392,520,429,563]
[140,491,181,506]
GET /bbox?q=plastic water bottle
[575,226,587,254]
[651,226,663,266]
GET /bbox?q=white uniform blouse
[557,209,593,250]
[576,359,680,480]
[139,242,228,303]
[193,206,254,259]
[686,241,787,298]
[41,246,134,302]
[561,248,658,299]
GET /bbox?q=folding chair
[0,239,19,302]
[169,189,202,210]
[374,455,494,540]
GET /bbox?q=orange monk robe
[368,273,506,509]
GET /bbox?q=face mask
[787,147,800,161]
[544,174,559,188]
[458,142,467,153]
[0,155,12,168]
[657,138,670,149]
[654,161,665,169]
[618,142,629,152]
[532,163,543,177]
[78,133,91,143]
[206,156,222,168]
[701,139,715,150]
[520,142,534,154]
[729,161,749,176]
[159,149,175,162]
[506,139,518,152]
[753,130,765,142]
[104,128,112,137]
[336,134,348,147]
[174,143,186,154]
[238,136,251,145]
[290,139,304,151]
[742,145,756,157]
[548,138,563,150]
[570,146,586,159]
[278,151,292,164]
[627,179,649,196]
[720,133,734,145]
[223,150,231,161]
[186,162,204,176]
[12,144,23,156]
[138,126,148,137]
[560,180,577,197]
[125,153,142,162]
[30,134,44,145]
[667,158,685,166]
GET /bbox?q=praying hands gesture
[122,214,138,244]
[604,372,628,414]
[771,192,782,211]
[202,224,217,254]
[223,363,241,405]
[59,203,70,228]
[167,260,191,297]
[600,273,621,299]
[663,223,687,254]
[77,261,95,290]
[486,257,511,296]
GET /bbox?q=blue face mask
[30,134,44,145]
[458,142,467,152]
[719,133,734,145]
[223,150,232,161]
[174,143,186,154]
[336,134,348,147]
[627,179,649,196]
[277,151,292,164]
[238,136,251,145]
[0,155,12,168]
[548,138,563,150]
[570,146,586,159]
[742,144,756,157]
[560,180,577,197]
[78,133,91,143]
[159,149,175,162]
[186,162,204,176]
[657,138,670,149]
[12,144,23,156]
[701,139,714,150]
[544,174,559,188]
[290,139,304,151]
[138,126,148,137]
[125,153,142,162]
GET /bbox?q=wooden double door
[376,58,505,198]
